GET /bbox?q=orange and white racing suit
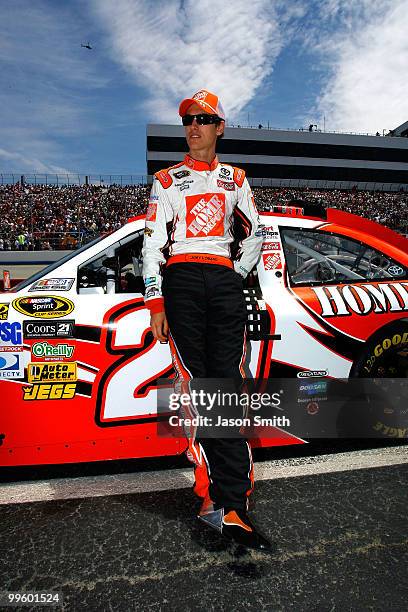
[142,153,263,510]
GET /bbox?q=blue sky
[1,0,407,177]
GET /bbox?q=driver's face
[184,103,224,153]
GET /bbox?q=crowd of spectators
[0,182,406,250]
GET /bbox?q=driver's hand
[150,312,169,343]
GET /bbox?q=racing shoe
[198,504,273,552]
[221,509,273,552]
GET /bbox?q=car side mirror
[102,256,119,270]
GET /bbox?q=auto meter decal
[0,304,9,320]
[12,296,74,319]
[29,278,75,292]
[27,362,77,383]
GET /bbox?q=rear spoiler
[326,208,408,254]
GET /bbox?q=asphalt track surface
[1,441,407,612]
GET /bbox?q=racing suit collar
[184,154,219,172]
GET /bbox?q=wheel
[350,319,408,378]
[336,320,408,438]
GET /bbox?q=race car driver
[142,89,271,551]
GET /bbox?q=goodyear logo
[23,383,77,401]
[28,362,77,383]
[12,295,74,319]
[0,304,9,320]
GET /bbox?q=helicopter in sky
[81,42,92,50]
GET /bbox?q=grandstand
[147,124,408,191]
[1,121,407,251]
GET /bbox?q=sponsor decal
[174,170,190,179]
[0,304,9,320]
[312,282,408,317]
[145,288,159,299]
[299,381,327,395]
[32,341,75,360]
[373,333,408,356]
[387,265,404,276]
[237,265,248,277]
[0,321,22,345]
[144,227,154,237]
[234,168,245,185]
[144,277,158,287]
[373,421,407,438]
[186,193,226,238]
[23,382,77,401]
[176,180,194,191]
[363,332,408,374]
[23,320,74,339]
[261,242,280,252]
[256,227,279,239]
[194,90,207,101]
[219,167,231,178]
[13,296,74,319]
[28,362,77,383]
[29,278,74,292]
[297,370,328,378]
[0,345,23,353]
[263,253,282,271]
[156,171,171,187]
[146,201,157,222]
[0,352,24,378]
[217,180,235,191]
[306,401,319,415]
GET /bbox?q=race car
[1,204,407,466]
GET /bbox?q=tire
[350,319,408,378]
[337,320,408,438]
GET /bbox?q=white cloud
[90,0,294,123]
[0,1,107,172]
[313,0,408,133]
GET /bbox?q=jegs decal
[23,383,77,401]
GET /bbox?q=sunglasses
[181,114,222,126]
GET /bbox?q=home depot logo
[186,193,225,237]
[263,253,282,271]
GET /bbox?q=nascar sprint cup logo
[12,296,74,319]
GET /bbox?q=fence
[0,174,149,187]
[0,173,406,192]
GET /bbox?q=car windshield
[11,235,106,292]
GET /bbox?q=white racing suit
[142,153,263,510]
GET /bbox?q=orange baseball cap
[179,89,225,120]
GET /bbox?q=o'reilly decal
[12,296,74,319]
[23,320,75,338]
[32,341,74,359]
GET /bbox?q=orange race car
[1,204,407,466]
